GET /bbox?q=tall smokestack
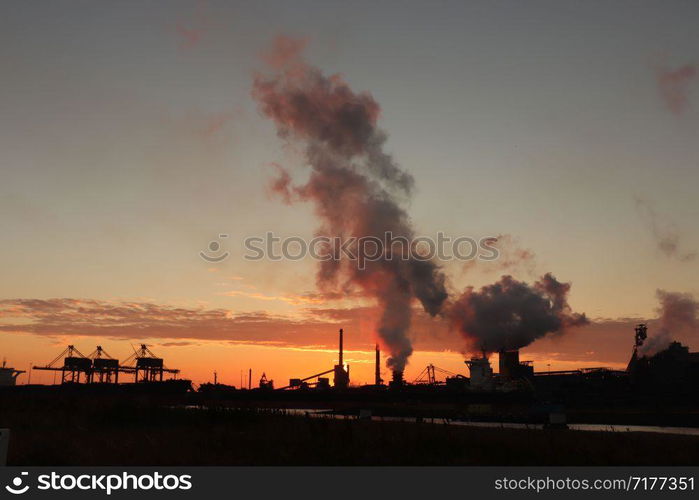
[375,344,381,386]
[333,328,349,389]
[248,368,252,390]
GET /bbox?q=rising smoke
[252,36,448,372]
[462,234,536,276]
[447,273,589,353]
[634,196,696,262]
[640,289,699,356]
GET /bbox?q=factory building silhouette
[7,324,696,405]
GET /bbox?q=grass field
[2,395,698,465]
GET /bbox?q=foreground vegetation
[1,395,698,465]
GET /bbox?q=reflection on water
[567,423,699,436]
[278,408,699,436]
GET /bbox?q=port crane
[120,344,180,382]
[87,346,119,383]
[33,345,92,383]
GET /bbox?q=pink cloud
[173,0,214,51]
[260,35,309,69]
[656,62,697,114]
[175,23,203,50]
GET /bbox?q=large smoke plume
[447,273,589,353]
[640,289,699,356]
[252,36,447,372]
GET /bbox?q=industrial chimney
[339,328,343,367]
[498,349,520,380]
[375,344,382,386]
[333,328,349,389]
[389,369,404,389]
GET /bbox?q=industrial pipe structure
[277,368,335,391]
[280,328,350,390]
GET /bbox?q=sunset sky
[1,0,698,386]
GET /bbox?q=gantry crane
[88,346,119,383]
[33,345,92,383]
[120,344,180,382]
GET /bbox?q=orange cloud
[0,298,339,347]
[0,298,675,370]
